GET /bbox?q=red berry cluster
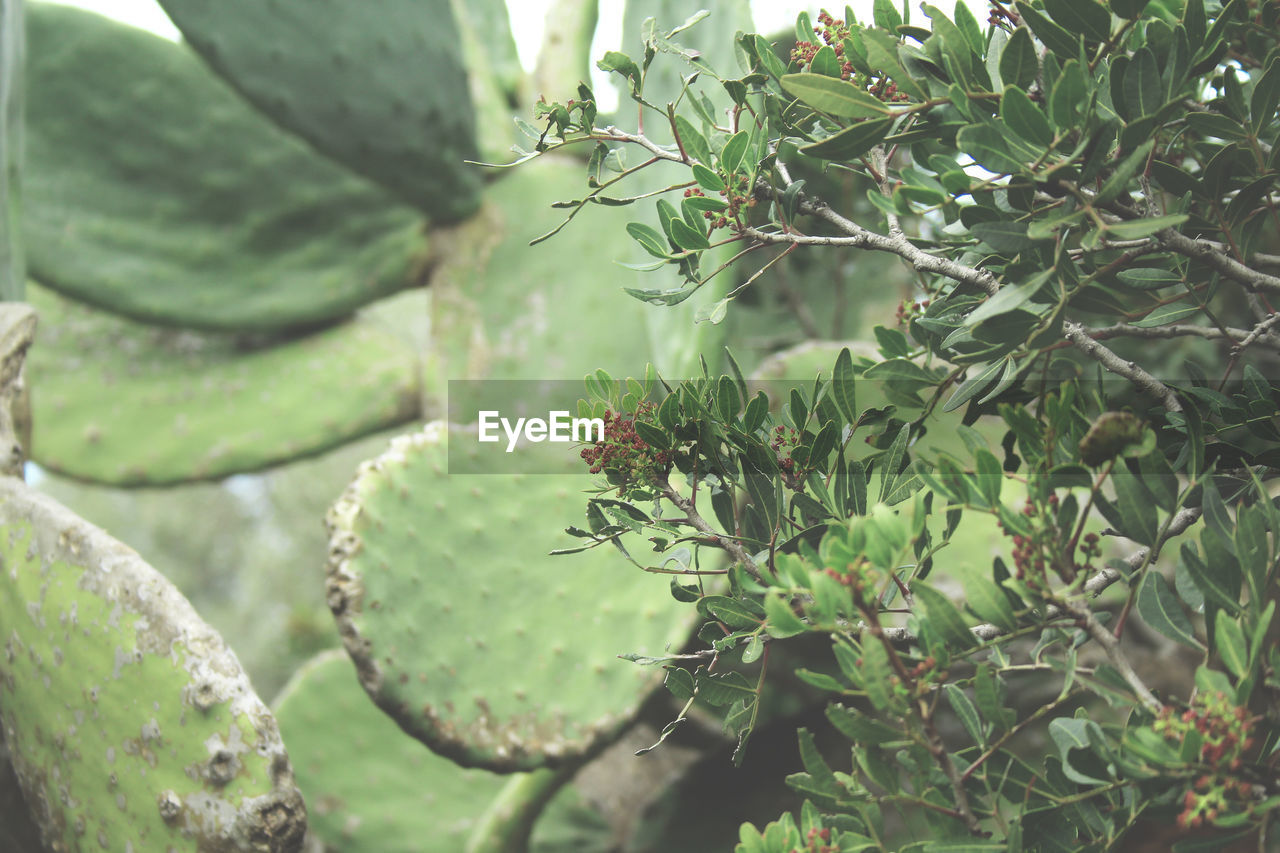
[771,424,801,475]
[792,826,836,853]
[791,10,855,81]
[1152,692,1259,830]
[822,558,881,609]
[999,494,1094,585]
[579,403,673,493]
[895,297,930,325]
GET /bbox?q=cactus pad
[154,0,481,221]
[273,650,611,852]
[25,3,429,332]
[27,284,421,486]
[429,157,661,384]
[0,476,306,851]
[325,423,694,772]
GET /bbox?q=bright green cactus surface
[153,0,481,221]
[24,2,430,333]
[273,650,612,852]
[325,422,694,773]
[27,284,422,486]
[429,157,664,385]
[0,477,306,851]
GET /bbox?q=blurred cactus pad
[325,423,695,772]
[0,476,305,851]
[273,650,612,852]
[26,284,422,485]
[24,2,433,332]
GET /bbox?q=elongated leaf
[1214,611,1249,678]
[781,73,893,118]
[962,571,1017,632]
[944,685,987,747]
[999,27,1038,91]
[1044,0,1111,42]
[1111,468,1158,545]
[860,639,895,712]
[720,129,750,173]
[1137,572,1203,649]
[800,118,895,161]
[1106,214,1188,240]
[1014,1,1080,58]
[914,583,979,650]
[1125,48,1164,120]
[1001,85,1054,146]
[943,359,1007,413]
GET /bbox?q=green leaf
[1131,300,1200,327]
[1181,543,1241,614]
[668,217,711,251]
[764,592,809,638]
[873,0,902,32]
[914,583,978,650]
[1214,611,1249,678]
[800,118,895,161]
[781,73,893,118]
[1110,468,1158,545]
[753,34,788,81]
[1105,214,1188,240]
[826,703,902,742]
[972,220,1035,254]
[674,114,713,165]
[626,222,670,258]
[956,121,1031,174]
[1110,0,1149,17]
[1048,59,1088,130]
[1095,140,1153,204]
[965,270,1053,326]
[1124,48,1164,120]
[1000,85,1054,146]
[1043,0,1112,42]
[860,639,895,712]
[1116,268,1182,290]
[962,572,1017,632]
[1185,111,1249,140]
[944,684,987,747]
[1015,1,1081,58]
[691,163,725,192]
[942,359,1007,413]
[720,130,751,174]
[999,27,1038,91]
[1249,57,1280,134]
[1137,572,1203,649]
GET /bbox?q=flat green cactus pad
[0,477,307,852]
[325,423,694,772]
[25,3,429,332]
[273,650,611,852]
[154,0,481,221]
[429,157,661,384]
[28,285,421,486]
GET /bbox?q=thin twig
[1064,322,1183,413]
[1159,230,1280,297]
[659,482,764,582]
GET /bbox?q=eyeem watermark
[478,410,604,453]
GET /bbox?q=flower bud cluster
[796,826,836,853]
[579,402,673,495]
[1152,691,1259,830]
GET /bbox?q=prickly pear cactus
[0,476,307,851]
[325,422,694,773]
[26,284,422,486]
[273,650,612,853]
[153,0,481,221]
[428,157,663,385]
[25,2,429,333]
